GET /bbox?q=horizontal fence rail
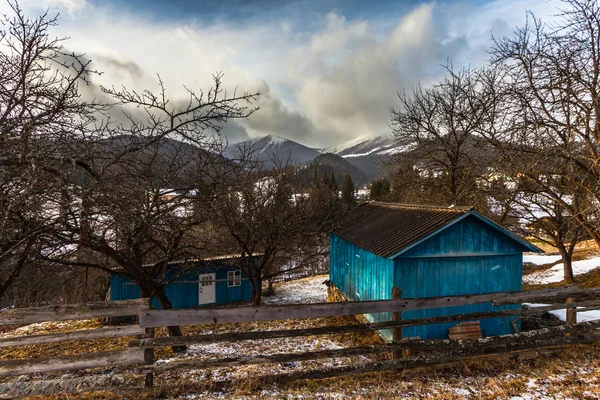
[150,320,600,371]
[139,286,600,328]
[0,325,145,348]
[0,299,149,326]
[0,374,146,399]
[0,348,146,377]
[130,299,600,349]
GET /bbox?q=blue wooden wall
[329,233,395,339]
[399,215,527,257]
[330,214,525,341]
[396,255,521,339]
[110,265,253,309]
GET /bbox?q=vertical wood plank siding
[110,266,253,309]
[400,215,527,257]
[329,233,395,340]
[396,255,522,339]
[330,215,525,341]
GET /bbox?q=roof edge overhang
[387,210,542,259]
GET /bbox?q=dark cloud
[93,54,145,82]
[219,120,250,143]
[244,81,320,146]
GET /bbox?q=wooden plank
[0,374,145,398]
[567,297,577,324]
[0,325,145,348]
[130,303,600,348]
[0,299,150,326]
[139,287,600,328]
[0,348,146,377]
[448,321,482,340]
[142,327,155,389]
[151,325,600,371]
[391,287,402,359]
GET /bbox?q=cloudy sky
[9,0,557,148]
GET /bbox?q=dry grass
[8,320,600,399]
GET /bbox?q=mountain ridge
[226,133,408,182]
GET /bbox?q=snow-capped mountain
[226,135,321,165]
[225,133,412,182]
[323,134,413,182]
[324,134,405,158]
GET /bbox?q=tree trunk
[558,246,575,283]
[153,286,187,353]
[252,275,263,306]
[264,279,275,297]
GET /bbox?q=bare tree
[209,155,331,305]
[44,81,259,347]
[486,0,600,247]
[390,66,494,211]
[513,180,587,282]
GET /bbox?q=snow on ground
[262,275,328,305]
[525,303,600,323]
[156,275,354,384]
[523,256,600,285]
[171,365,600,399]
[523,254,562,266]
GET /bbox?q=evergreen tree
[380,177,391,198]
[341,174,356,206]
[312,168,319,186]
[329,173,338,192]
[320,172,330,187]
[370,179,382,200]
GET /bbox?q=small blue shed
[110,255,255,309]
[329,202,541,340]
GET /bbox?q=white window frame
[227,270,241,287]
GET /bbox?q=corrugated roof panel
[331,202,470,258]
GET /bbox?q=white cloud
[20,0,88,17]
[4,0,556,147]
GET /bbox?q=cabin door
[198,273,216,305]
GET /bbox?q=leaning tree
[1,1,261,346]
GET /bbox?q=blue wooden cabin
[110,255,254,308]
[329,202,541,340]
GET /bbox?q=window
[227,270,241,287]
[200,275,212,286]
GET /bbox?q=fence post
[144,327,155,388]
[392,287,402,359]
[137,299,155,389]
[566,297,577,325]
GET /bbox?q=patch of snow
[263,275,328,305]
[324,134,380,154]
[523,254,562,265]
[377,142,417,155]
[340,147,383,158]
[265,135,286,146]
[524,303,600,323]
[523,256,600,284]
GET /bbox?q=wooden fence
[1,286,600,397]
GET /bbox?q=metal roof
[332,202,471,259]
[332,202,541,258]
[140,253,263,268]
